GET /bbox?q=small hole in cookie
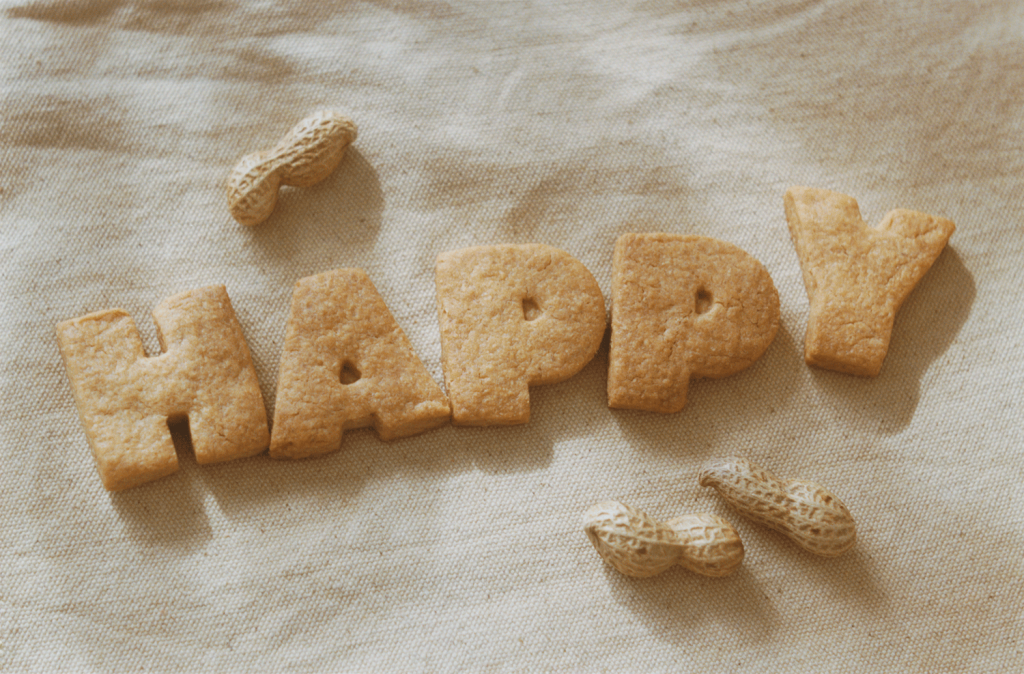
[695,287,713,315]
[339,361,361,385]
[522,297,541,321]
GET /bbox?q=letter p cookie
[608,233,780,413]
[435,244,607,426]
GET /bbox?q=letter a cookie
[270,269,451,459]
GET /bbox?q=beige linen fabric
[2,1,1022,671]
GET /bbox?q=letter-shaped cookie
[435,244,606,425]
[784,187,955,376]
[270,269,451,459]
[608,233,779,413]
[56,286,270,491]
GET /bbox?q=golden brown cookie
[270,269,450,459]
[608,233,780,413]
[784,186,956,376]
[435,244,606,426]
[55,286,270,491]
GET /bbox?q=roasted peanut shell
[583,501,744,578]
[699,457,856,557]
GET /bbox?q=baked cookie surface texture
[270,269,450,459]
[608,233,780,413]
[784,186,955,376]
[435,244,606,426]
[55,286,270,491]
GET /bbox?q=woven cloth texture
[2,1,1022,671]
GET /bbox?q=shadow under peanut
[603,563,778,646]
[244,147,385,271]
[809,246,975,434]
[743,522,889,616]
